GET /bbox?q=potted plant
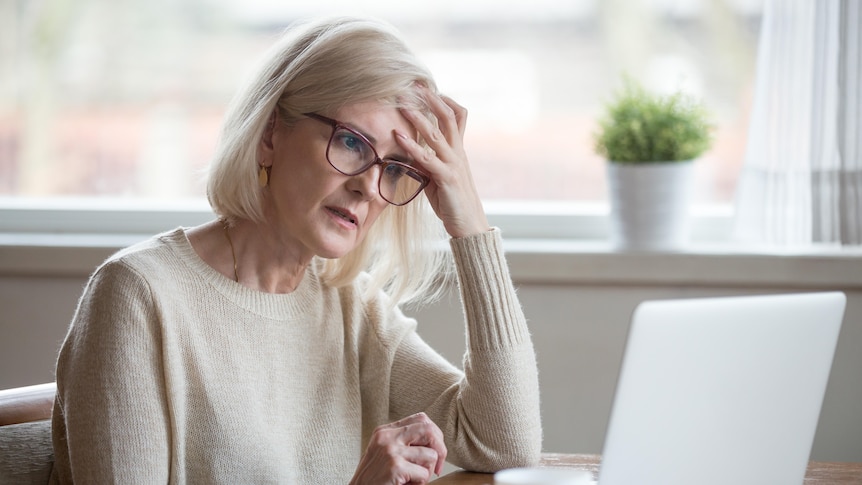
[594,79,712,251]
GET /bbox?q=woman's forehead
[333,101,418,143]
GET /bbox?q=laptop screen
[598,292,845,485]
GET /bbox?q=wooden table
[430,453,862,484]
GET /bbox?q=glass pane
[0,0,763,204]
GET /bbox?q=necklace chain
[222,220,239,282]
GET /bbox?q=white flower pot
[606,160,694,251]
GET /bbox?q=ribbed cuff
[450,228,530,351]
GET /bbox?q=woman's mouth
[326,207,357,226]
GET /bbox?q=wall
[1,242,861,463]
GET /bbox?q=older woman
[51,16,541,484]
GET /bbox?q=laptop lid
[597,292,846,485]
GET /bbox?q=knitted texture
[50,227,541,484]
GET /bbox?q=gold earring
[258,165,270,188]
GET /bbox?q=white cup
[494,467,593,485]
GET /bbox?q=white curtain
[734,0,861,246]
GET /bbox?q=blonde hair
[207,16,451,306]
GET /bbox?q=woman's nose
[345,163,381,201]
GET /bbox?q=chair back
[0,383,56,485]
[0,383,55,426]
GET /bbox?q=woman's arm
[387,228,543,472]
[389,86,541,471]
[52,260,170,484]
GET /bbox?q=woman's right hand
[350,412,448,485]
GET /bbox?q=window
[0,0,762,209]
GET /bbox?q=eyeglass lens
[328,127,425,205]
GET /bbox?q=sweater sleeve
[51,259,170,484]
[387,228,543,472]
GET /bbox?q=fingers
[420,87,466,143]
[385,412,447,475]
[437,94,468,138]
[400,441,441,475]
[394,129,438,177]
[351,413,448,485]
[396,112,445,173]
[352,452,433,485]
[397,87,465,170]
[384,411,435,431]
[396,87,490,238]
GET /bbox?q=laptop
[597,292,846,485]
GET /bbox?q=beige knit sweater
[50,227,541,484]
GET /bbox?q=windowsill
[2,232,860,289]
[1,199,860,287]
[502,239,862,289]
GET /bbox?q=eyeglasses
[305,113,429,206]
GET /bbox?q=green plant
[594,79,712,163]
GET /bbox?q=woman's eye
[334,130,370,160]
[383,163,408,178]
[336,131,366,154]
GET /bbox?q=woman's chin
[315,241,357,260]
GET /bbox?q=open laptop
[597,292,846,485]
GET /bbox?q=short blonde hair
[207,16,451,305]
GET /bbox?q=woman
[51,16,542,484]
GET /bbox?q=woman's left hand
[396,87,490,239]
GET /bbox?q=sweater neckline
[162,227,323,319]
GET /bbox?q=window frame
[3,199,861,291]
[0,197,734,243]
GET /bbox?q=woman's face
[261,101,416,260]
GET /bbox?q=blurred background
[0,0,763,204]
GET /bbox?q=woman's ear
[259,111,278,155]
